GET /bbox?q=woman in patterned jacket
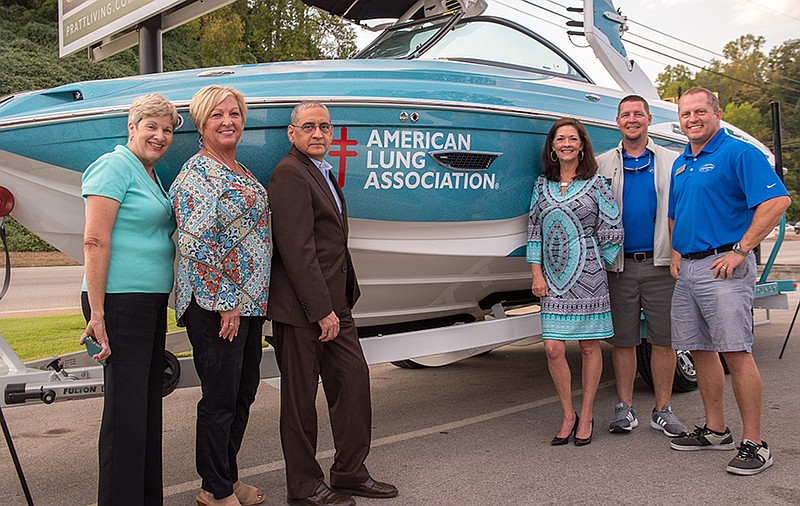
[170,85,270,506]
[527,117,623,447]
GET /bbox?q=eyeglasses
[292,122,333,134]
[623,151,652,172]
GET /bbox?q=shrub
[2,216,56,251]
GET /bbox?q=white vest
[596,137,678,272]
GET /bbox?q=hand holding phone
[83,335,107,366]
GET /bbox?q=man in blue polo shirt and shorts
[668,87,790,475]
[598,95,688,439]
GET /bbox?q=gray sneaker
[609,402,638,433]
[670,425,735,451]
[650,405,688,437]
[727,439,773,475]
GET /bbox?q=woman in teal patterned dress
[528,118,623,446]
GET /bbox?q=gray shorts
[670,253,756,353]
[606,258,675,347]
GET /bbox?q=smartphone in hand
[83,335,107,366]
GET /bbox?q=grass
[1,310,182,362]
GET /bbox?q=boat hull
[0,61,682,326]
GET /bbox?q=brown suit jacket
[267,146,360,327]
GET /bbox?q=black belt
[681,244,735,260]
[623,251,654,262]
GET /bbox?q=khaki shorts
[606,258,675,347]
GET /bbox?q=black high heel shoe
[550,412,579,446]
[574,419,594,446]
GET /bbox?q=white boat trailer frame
[2,283,793,409]
[1,303,543,408]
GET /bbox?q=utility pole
[138,15,162,74]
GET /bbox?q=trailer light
[0,187,14,217]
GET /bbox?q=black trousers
[81,291,169,506]
[183,298,264,499]
[272,311,372,499]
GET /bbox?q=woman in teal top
[81,93,179,506]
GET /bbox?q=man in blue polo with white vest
[668,87,790,475]
[598,95,687,439]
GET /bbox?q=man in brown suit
[268,101,398,506]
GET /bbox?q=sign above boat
[58,0,238,59]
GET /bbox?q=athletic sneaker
[727,440,774,476]
[670,425,735,451]
[650,405,688,437]
[609,402,638,433]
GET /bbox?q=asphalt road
[1,292,800,505]
[0,265,83,317]
[762,236,800,265]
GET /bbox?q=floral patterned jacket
[170,154,271,320]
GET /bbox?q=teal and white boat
[0,0,770,331]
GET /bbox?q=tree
[694,35,767,107]
[656,64,694,100]
[767,40,800,141]
[0,3,204,95]
[656,35,768,107]
[653,36,800,220]
[246,0,357,62]
[185,6,249,67]
[723,102,767,138]
[765,40,800,219]
[185,0,358,66]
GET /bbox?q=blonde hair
[189,85,248,133]
[128,94,179,128]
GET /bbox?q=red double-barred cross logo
[329,126,358,187]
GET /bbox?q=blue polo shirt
[622,150,656,253]
[668,129,788,255]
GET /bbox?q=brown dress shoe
[287,482,355,506]
[332,477,399,499]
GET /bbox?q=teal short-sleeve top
[81,145,176,293]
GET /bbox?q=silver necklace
[202,149,243,175]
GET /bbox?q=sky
[353,0,800,92]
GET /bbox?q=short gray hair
[128,94,180,128]
[291,101,329,125]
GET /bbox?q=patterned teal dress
[527,174,623,340]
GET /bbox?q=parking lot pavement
[2,294,800,505]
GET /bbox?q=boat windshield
[358,16,588,82]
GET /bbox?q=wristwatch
[732,242,749,257]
